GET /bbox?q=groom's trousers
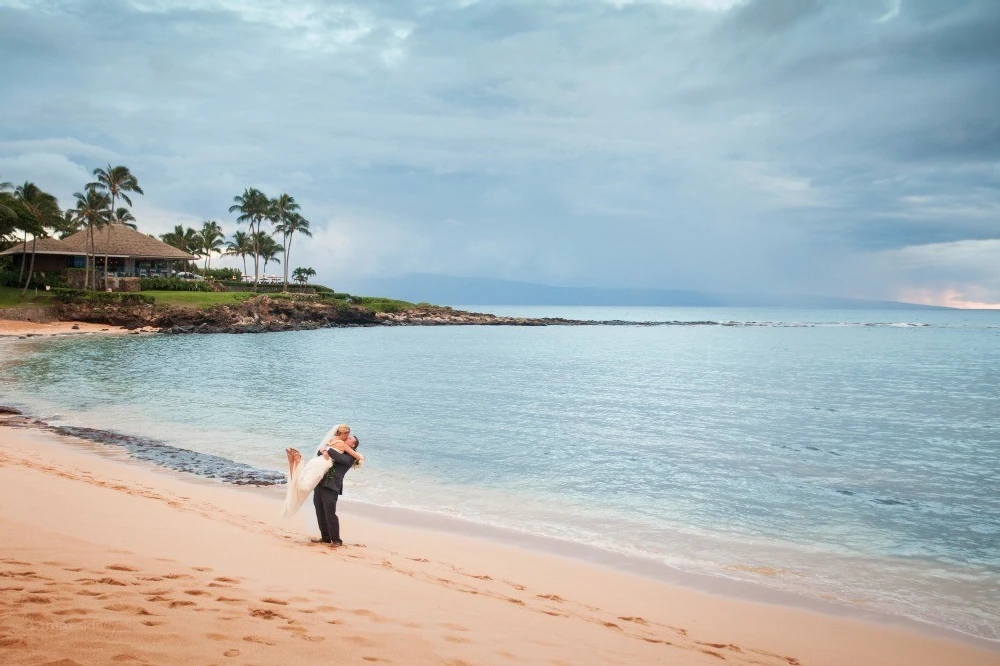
[313,486,341,544]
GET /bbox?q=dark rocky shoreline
[54,295,717,334]
[0,406,285,486]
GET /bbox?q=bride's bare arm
[324,444,363,461]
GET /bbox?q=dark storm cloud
[0,0,997,303]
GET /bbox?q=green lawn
[141,291,254,308]
[0,286,56,308]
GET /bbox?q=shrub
[348,296,414,313]
[140,277,212,292]
[203,267,243,280]
[51,289,155,306]
[0,259,18,288]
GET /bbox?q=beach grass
[0,286,56,308]
[141,290,254,308]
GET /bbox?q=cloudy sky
[1,0,998,306]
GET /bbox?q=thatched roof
[0,237,82,256]
[57,224,196,260]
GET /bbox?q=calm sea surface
[3,307,999,640]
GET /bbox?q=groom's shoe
[329,540,344,548]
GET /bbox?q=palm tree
[268,193,299,289]
[113,207,137,229]
[0,181,16,242]
[58,208,84,238]
[292,267,316,286]
[228,188,270,290]
[90,165,143,280]
[274,212,312,290]
[160,225,198,254]
[196,220,225,273]
[71,188,112,290]
[13,183,62,295]
[224,230,253,278]
[255,232,282,277]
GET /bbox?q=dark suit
[313,449,356,544]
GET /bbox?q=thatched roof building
[1,223,196,277]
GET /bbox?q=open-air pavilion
[1,223,197,286]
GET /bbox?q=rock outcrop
[56,295,691,334]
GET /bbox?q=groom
[313,435,360,547]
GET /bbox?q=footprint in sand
[250,608,284,620]
[214,577,241,584]
[260,597,289,605]
[184,589,211,596]
[21,595,53,604]
[223,648,240,657]
[216,596,245,604]
[536,594,564,602]
[618,616,649,625]
[92,577,128,586]
[169,600,197,608]
[698,642,743,653]
[242,635,276,646]
[350,609,386,623]
[104,603,153,615]
[106,564,138,572]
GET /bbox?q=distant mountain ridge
[342,274,945,310]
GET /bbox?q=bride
[281,424,364,518]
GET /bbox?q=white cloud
[867,240,1000,308]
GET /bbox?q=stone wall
[0,305,60,323]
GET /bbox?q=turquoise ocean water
[2,306,998,641]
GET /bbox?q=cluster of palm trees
[159,188,313,289]
[3,172,317,295]
[226,188,312,290]
[1,165,143,294]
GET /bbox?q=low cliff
[56,295,596,333]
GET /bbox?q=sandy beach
[0,419,996,665]
[0,319,135,337]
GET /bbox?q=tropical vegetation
[1,168,333,300]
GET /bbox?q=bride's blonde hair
[317,423,350,452]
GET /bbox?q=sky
[0,0,998,307]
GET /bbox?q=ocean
[2,306,998,642]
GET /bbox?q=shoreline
[0,319,137,337]
[1,411,997,664]
[338,497,1000,652]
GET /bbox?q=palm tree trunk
[252,219,260,292]
[90,225,97,290]
[282,234,289,291]
[18,231,27,283]
[103,192,116,289]
[85,224,93,290]
[21,236,37,297]
[242,254,247,278]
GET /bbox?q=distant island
[340,274,948,310]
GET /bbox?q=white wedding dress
[281,426,339,518]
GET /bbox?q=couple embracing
[282,424,365,547]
